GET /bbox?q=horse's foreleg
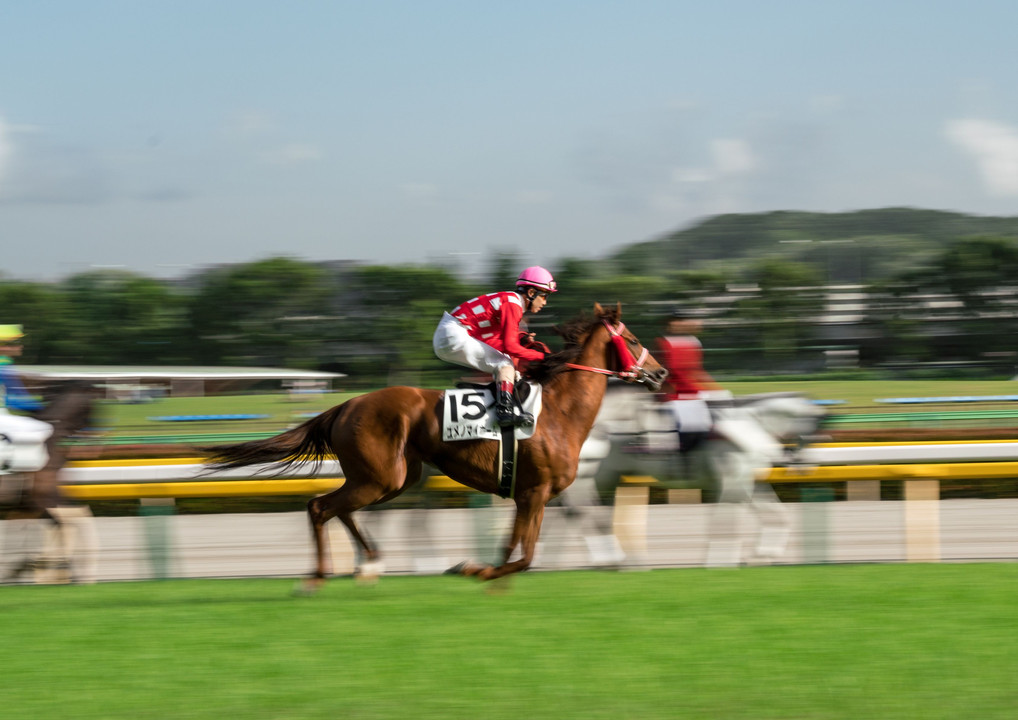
[49,506,99,584]
[472,490,549,581]
[35,515,73,584]
[750,480,789,560]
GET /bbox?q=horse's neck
[46,422,75,445]
[40,394,93,443]
[544,349,610,430]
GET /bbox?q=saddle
[611,403,680,455]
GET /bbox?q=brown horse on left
[204,303,667,592]
[2,380,103,583]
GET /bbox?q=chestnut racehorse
[204,303,666,590]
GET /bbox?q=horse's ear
[615,302,622,319]
[593,302,605,317]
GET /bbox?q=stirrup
[513,410,535,428]
[496,405,533,428]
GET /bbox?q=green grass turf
[3,564,1017,719]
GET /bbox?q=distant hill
[610,208,1018,284]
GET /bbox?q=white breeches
[665,398,713,433]
[0,408,53,473]
[433,312,515,382]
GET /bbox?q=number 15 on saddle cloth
[441,386,543,442]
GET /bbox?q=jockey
[434,266,556,427]
[0,324,52,474]
[655,308,726,453]
[0,324,44,413]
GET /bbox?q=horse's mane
[523,305,620,384]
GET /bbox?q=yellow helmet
[0,324,25,342]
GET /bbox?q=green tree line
[5,230,1018,385]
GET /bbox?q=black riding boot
[495,382,534,428]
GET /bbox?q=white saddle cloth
[441,384,543,442]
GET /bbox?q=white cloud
[711,138,755,176]
[670,167,711,184]
[945,118,1018,196]
[809,94,845,114]
[260,143,323,165]
[0,116,14,188]
[652,137,757,214]
[227,111,275,139]
[514,189,553,205]
[0,117,111,204]
[667,137,756,187]
[227,112,322,167]
[402,182,439,204]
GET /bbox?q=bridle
[565,319,650,381]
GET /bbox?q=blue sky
[2,1,1017,281]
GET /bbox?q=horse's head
[589,303,667,391]
[528,303,667,389]
[745,393,828,442]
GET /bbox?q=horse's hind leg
[305,486,380,588]
[348,459,424,581]
[338,513,385,583]
[302,458,421,591]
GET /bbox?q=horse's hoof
[354,560,385,585]
[445,561,487,576]
[293,578,324,597]
[585,534,626,568]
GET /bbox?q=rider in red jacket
[656,308,724,452]
[433,266,556,427]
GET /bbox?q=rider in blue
[0,324,44,413]
[0,324,53,474]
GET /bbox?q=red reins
[564,320,649,380]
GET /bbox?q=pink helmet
[516,266,557,293]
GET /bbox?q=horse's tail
[202,403,347,475]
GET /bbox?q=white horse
[563,382,827,567]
